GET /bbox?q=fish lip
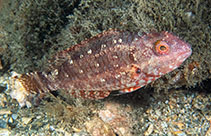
[181,42,192,58]
[179,50,192,62]
[185,44,192,58]
[187,43,192,53]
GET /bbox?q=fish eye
[136,68,141,74]
[154,40,169,55]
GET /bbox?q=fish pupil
[136,68,141,74]
[160,45,167,51]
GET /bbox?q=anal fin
[119,86,141,94]
[71,90,111,100]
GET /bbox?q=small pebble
[144,124,154,136]
[0,109,12,115]
[0,120,7,128]
[49,125,55,131]
[0,128,10,136]
[36,115,42,119]
[11,114,18,120]
[155,110,161,116]
[172,130,186,136]
[22,117,33,125]
[8,117,13,123]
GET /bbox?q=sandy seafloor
[0,0,210,135]
[1,84,211,136]
[0,82,210,135]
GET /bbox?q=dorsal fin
[46,29,122,71]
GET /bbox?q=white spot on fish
[126,82,136,87]
[138,80,145,85]
[154,77,159,80]
[51,69,58,76]
[95,63,100,67]
[148,77,154,81]
[152,69,158,75]
[147,80,152,84]
[118,38,122,43]
[176,55,183,62]
[115,74,121,78]
[42,72,48,78]
[80,54,84,58]
[148,77,153,80]
[159,72,163,75]
[114,64,119,68]
[69,60,73,64]
[100,78,106,82]
[116,44,121,48]
[95,54,100,57]
[87,49,92,54]
[101,44,106,48]
[64,73,69,77]
[120,72,126,75]
[113,55,118,59]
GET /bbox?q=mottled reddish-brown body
[37,29,191,99]
[9,29,192,106]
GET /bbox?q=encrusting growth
[8,29,192,107]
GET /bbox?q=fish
[8,29,192,107]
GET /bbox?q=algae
[0,0,210,90]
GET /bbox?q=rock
[98,102,133,136]
[22,117,33,125]
[85,117,115,136]
[11,114,18,120]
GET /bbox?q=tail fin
[9,72,47,107]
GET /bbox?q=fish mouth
[179,42,192,61]
[176,49,192,65]
[183,48,192,59]
[185,43,192,56]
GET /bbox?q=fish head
[138,31,192,77]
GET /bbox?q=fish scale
[8,29,192,107]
